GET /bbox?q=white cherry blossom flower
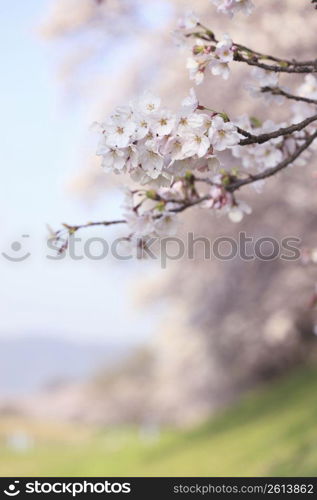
[253,142,283,168]
[136,91,161,115]
[99,146,128,173]
[104,116,136,148]
[158,181,184,201]
[125,144,140,171]
[163,136,186,164]
[182,131,211,158]
[232,144,256,169]
[177,10,199,30]
[130,167,172,187]
[208,116,241,151]
[139,145,164,179]
[176,110,205,135]
[148,172,173,188]
[186,57,206,85]
[151,110,176,137]
[113,105,134,121]
[215,34,234,63]
[168,158,194,176]
[209,59,231,80]
[133,113,151,140]
[182,88,199,111]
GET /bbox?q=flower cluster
[186,34,234,84]
[232,117,285,171]
[120,173,252,241]
[95,89,242,188]
[122,188,180,239]
[245,68,285,105]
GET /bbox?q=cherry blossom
[208,116,242,151]
[186,57,207,85]
[182,88,199,111]
[182,131,211,158]
[97,144,128,173]
[214,34,234,63]
[135,91,161,115]
[209,59,231,80]
[152,110,176,137]
[177,10,199,30]
[104,116,136,148]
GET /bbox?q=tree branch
[228,130,317,191]
[234,52,317,74]
[239,114,317,146]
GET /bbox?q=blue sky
[0,0,166,344]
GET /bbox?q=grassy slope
[1,364,317,476]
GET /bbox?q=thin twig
[261,86,317,105]
[62,219,127,234]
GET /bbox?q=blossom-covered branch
[53,1,317,251]
[177,15,317,84]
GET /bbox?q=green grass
[1,364,317,476]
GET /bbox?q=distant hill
[0,335,129,398]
